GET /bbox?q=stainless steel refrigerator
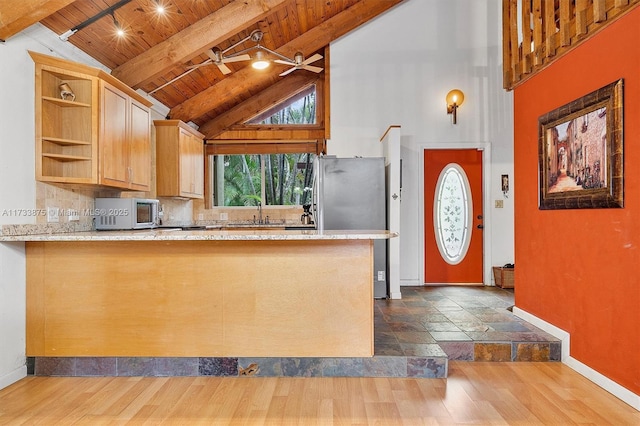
[312,156,388,298]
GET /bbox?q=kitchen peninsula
[2,228,394,359]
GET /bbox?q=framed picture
[538,79,624,209]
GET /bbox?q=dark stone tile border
[30,355,450,379]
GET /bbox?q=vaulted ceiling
[1,0,404,139]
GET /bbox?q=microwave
[95,198,160,230]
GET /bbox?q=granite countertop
[0,228,397,242]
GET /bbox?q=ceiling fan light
[252,51,270,70]
[252,60,269,70]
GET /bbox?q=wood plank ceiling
[2,0,404,139]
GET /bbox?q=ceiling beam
[169,0,404,123]
[111,0,289,89]
[0,0,75,41]
[197,72,318,139]
[211,128,326,141]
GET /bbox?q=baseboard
[513,307,640,411]
[0,366,27,391]
[513,307,570,362]
[400,279,421,286]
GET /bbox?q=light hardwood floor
[0,362,638,425]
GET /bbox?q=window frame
[207,152,316,209]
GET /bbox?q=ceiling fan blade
[302,65,323,73]
[279,67,297,77]
[185,59,213,70]
[217,63,232,75]
[222,54,251,63]
[302,53,323,65]
[274,59,295,66]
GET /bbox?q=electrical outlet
[68,209,80,221]
[198,213,204,221]
[47,207,59,223]
[495,200,504,208]
[377,271,386,281]
[220,212,228,220]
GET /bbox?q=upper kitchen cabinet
[154,120,204,199]
[30,51,152,190]
[99,82,151,191]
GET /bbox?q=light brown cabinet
[154,120,204,199]
[30,51,152,190]
[99,82,151,190]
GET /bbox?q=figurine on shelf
[59,83,75,101]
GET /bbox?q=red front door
[424,149,483,284]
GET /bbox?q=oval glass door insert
[433,163,473,265]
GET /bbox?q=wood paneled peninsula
[1,229,394,359]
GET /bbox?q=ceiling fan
[149,30,323,95]
[186,47,251,75]
[274,52,324,76]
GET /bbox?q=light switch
[495,200,504,208]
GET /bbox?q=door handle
[477,224,484,229]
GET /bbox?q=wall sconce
[251,51,270,70]
[446,89,465,124]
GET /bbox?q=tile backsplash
[28,182,310,233]
[35,182,100,228]
[33,182,145,231]
[158,197,193,226]
[192,199,307,225]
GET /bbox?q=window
[209,86,319,207]
[212,153,315,207]
[433,163,473,265]
[247,85,316,125]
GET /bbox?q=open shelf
[42,137,92,146]
[42,153,92,162]
[42,96,91,108]
[36,64,97,182]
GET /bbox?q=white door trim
[420,142,492,286]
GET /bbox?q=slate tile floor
[374,286,562,362]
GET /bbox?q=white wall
[328,0,514,285]
[0,24,106,390]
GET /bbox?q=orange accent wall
[514,8,640,394]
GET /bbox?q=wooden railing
[502,0,640,90]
